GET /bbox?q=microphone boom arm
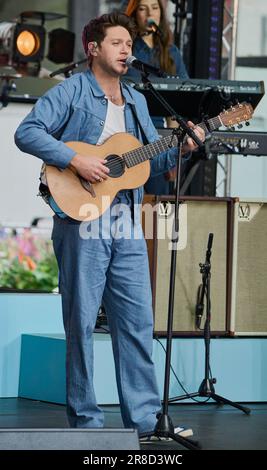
[49,58,87,78]
[139,74,204,148]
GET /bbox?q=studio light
[13,24,46,62]
[0,11,75,74]
[0,22,45,65]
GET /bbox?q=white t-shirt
[97,97,126,145]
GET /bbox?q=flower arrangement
[0,226,58,292]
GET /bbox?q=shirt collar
[85,69,105,97]
[121,82,136,105]
[133,36,151,53]
[85,68,136,105]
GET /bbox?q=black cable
[155,336,211,404]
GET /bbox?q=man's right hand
[69,154,110,183]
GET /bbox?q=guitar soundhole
[105,154,125,178]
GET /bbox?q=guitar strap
[130,103,150,146]
[127,103,150,220]
[38,163,51,206]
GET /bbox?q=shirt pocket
[62,106,104,143]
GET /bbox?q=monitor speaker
[143,196,234,336]
[230,199,267,335]
[0,428,140,450]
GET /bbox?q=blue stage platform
[1,294,266,403]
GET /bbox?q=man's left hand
[182,121,205,154]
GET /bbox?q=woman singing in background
[125,0,189,194]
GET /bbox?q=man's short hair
[82,12,137,55]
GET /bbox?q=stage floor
[0,399,266,450]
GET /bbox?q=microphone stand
[49,58,87,78]
[168,234,250,415]
[0,74,21,109]
[139,73,203,450]
[171,0,187,49]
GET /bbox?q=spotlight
[13,23,46,62]
[0,11,74,73]
[0,21,45,65]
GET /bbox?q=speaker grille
[231,201,267,335]
[144,197,233,336]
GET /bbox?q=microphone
[125,56,166,77]
[147,19,163,38]
[195,233,214,329]
[195,284,204,330]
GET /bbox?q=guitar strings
[102,150,153,172]
[95,110,248,175]
[90,133,181,175]
[103,149,155,172]
[102,137,174,172]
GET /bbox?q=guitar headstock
[220,102,254,128]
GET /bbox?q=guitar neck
[124,114,222,169]
[124,134,178,168]
[198,115,223,134]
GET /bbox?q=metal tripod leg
[169,234,251,418]
[208,393,250,414]
[140,413,201,450]
[169,391,250,415]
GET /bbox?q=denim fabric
[127,37,189,83]
[125,37,189,195]
[14,69,183,431]
[14,69,180,189]
[52,191,161,432]
[125,37,189,129]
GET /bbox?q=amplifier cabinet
[143,196,234,336]
[230,199,267,336]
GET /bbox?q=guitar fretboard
[123,134,178,168]
[198,115,222,134]
[123,114,223,169]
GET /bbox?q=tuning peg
[237,124,243,129]
[245,121,250,126]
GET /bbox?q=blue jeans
[52,192,161,433]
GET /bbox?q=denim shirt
[125,37,189,129]
[127,37,189,82]
[14,69,180,218]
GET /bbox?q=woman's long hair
[125,0,175,74]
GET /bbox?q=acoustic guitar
[45,102,253,221]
